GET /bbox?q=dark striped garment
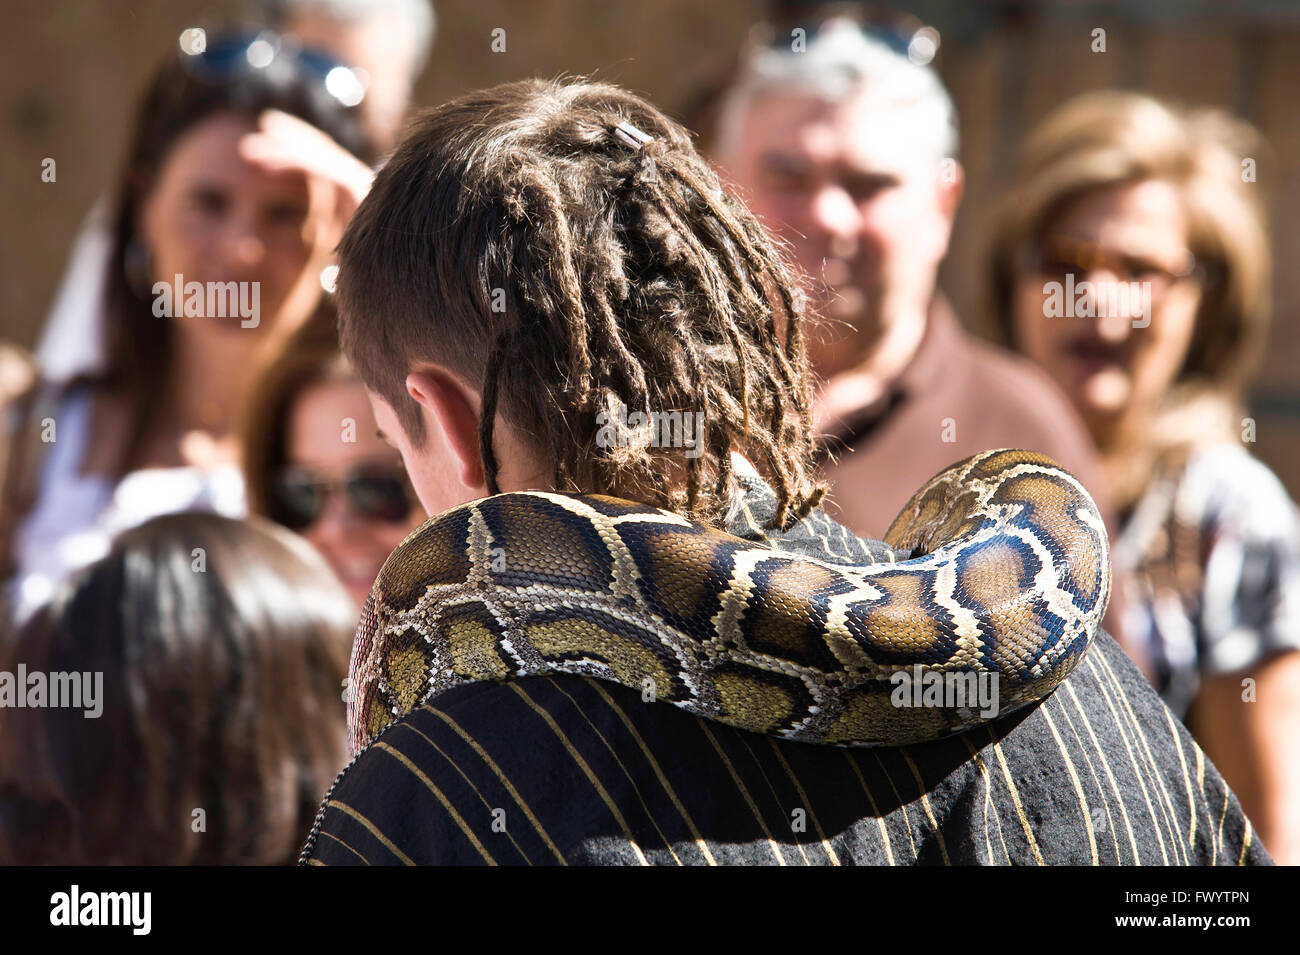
[301,636,1266,865]
[301,481,1270,866]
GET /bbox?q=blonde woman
[990,91,1300,863]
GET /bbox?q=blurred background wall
[3,0,1297,490]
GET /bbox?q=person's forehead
[1053,180,1188,247]
[740,88,937,176]
[158,114,305,192]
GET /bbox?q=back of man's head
[336,78,824,528]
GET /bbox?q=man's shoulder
[948,322,1084,425]
[303,645,1270,866]
[927,316,1109,504]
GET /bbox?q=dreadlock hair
[337,77,824,529]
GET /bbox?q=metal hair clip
[613,120,654,150]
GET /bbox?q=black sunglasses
[179,29,367,109]
[271,462,414,531]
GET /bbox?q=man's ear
[405,368,485,490]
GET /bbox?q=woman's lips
[329,554,385,592]
[1065,339,1126,378]
[1063,340,1132,411]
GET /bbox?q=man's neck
[813,303,929,436]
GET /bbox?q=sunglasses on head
[747,5,940,65]
[271,462,414,531]
[179,29,367,109]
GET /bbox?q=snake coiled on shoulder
[347,448,1111,753]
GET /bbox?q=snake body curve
[348,448,1110,751]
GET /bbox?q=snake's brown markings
[352,448,1112,755]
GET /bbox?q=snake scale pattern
[348,448,1111,752]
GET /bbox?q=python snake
[348,448,1110,752]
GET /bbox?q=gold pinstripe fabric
[988,737,1044,865]
[303,638,1270,866]
[1056,688,1125,862]
[696,720,789,865]
[424,707,567,864]
[373,742,498,864]
[959,737,1011,864]
[587,680,719,865]
[1041,708,1098,865]
[397,722,533,863]
[326,800,416,865]
[768,740,841,866]
[316,828,371,865]
[544,677,686,864]
[1163,708,1197,851]
[870,749,921,862]
[901,751,952,866]
[1088,655,1172,863]
[736,734,816,865]
[1064,680,1142,862]
[841,750,895,865]
[505,682,651,865]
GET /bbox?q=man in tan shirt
[712,21,1107,530]
[710,17,1132,652]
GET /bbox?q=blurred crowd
[0,0,1296,865]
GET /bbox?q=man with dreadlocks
[301,78,1269,866]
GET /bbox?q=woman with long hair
[989,91,1300,863]
[2,31,376,623]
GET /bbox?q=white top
[35,198,111,384]
[9,387,247,624]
